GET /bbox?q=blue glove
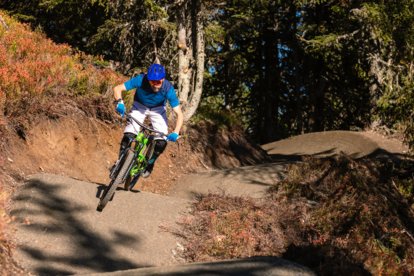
[167,132,179,142]
[115,101,125,117]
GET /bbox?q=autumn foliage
[0,11,125,128]
[0,11,126,272]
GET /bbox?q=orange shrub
[0,11,126,121]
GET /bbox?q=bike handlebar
[126,115,168,137]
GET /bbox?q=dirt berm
[6,116,408,275]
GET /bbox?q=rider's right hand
[115,101,125,117]
[167,132,179,142]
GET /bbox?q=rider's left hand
[115,101,125,117]
[167,132,179,142]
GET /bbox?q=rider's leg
[147,105,169,134]
[148,139,167,165]
[119,106,147,157]
[142,106,169,178]
[119,132,136,157]
[124,107,147,134]
[142,139,166,178]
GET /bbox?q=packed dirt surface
[169,162,287,200]
[12,174,189,274]
[4,115,410,275]
[261,130,409,159]
[5,116,406,198]
[11,174,315,275]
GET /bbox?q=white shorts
[124,102,168,137]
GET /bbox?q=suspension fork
[129,133,150,177]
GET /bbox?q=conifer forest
[1,0,413,147]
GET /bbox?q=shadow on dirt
[268,146,413,163]
[169,162,290,201]
[268,148,337,162]
[282,245,370,276]
[129,256,315,275]
[11,179,142,275]
[188,121,271,169]
[214,162,288,185]
[364,148,412,162]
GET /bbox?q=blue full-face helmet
[147,64,166,81]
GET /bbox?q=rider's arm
[113,83,126,101]
[172,105,184,134]
[114,74,144,101]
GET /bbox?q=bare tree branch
[0,15,8,30]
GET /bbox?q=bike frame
[110,116,166,179]
[126,126,154,181]
[97,115,167,211]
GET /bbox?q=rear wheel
[97,149,134,211]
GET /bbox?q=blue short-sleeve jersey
[124,74,180,108]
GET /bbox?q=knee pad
[120,132,136,151]
[154,139,167,155]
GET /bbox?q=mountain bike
[96,115,167,212]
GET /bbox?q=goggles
[149,79,163,86]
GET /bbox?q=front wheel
[97,149,135,211]
[124,174,140,191]
[124,140,155,191]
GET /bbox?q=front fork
[129,135,150,178]
[110,133,148,180]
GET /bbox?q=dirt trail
[169,130,409,201]
[11,174,189,275]
[169,162,287,200]
[11,173,314,275]
[9,128,409,275]
[261,130,408,158]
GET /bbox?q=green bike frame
[97,115,166,211]
[129,132,150,178]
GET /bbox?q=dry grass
[174,192,303,262]
[275,156,414,275]
[175,155,414,275]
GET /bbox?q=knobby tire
[97,149,134,211]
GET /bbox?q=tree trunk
[177,3,191,107]
[183,0,204,122]
[0,15,8,30]
[294,57,304,134]
[310,73,327,132]
[176,0,205,122]
[261,28,279,142]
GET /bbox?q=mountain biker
[113,63,183,178]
